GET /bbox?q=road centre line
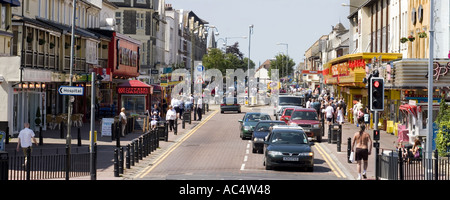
[314,143,347,179]
[134,110,219,179]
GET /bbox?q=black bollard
[337,125,342,152]
[116,122,121,147]
[60,122,64,139]
[114,148,119,177]
[174,118,178,135]
[119,147,124,174]
[130,142,135,166]
[126,144,130,169]
[328,124,331,143]
[39,126,43,146]
[5,126,9,144]
[77,127,81,146]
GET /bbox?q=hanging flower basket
[418,31,427,38]
[408,35,415,42]
[26,36,33,43]
[49,42,55,49]
[38,39,46,45]
[400,37,408,43]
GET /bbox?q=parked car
[263,126,314,171]
[252,120,286,153]
[220,97,241,113]
[239,112,271,140]
[288,108,323,142]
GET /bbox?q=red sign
[117,87,150,95]
[348,59,366,70]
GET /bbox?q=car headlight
[299,152,314,157]
[253,137,264,142]
[244,126,252,131]
[268,151,283,157]
[313,124,319,128]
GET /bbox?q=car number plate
[283,157,299,162]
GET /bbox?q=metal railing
[2,145,94,180]
[377,149,450,180]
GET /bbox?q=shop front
[386,59,450,144]
[117,80,153,116]
[323,53,403,124]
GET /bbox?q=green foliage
[268,53,296,78]
[202,48,255,75]
[435,96,450,157]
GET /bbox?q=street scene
[1,0,450,188]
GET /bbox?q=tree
[202,47,255,75]
[268,54,295,79]
[226,42,244,60]
[435,96,450,157]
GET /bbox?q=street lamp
[247,25,254,105]
[276,43,289,80]
[341,3,359,9]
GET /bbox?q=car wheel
[306,166,314,172]
[317,134,322,143]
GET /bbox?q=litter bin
[0,151,8,180]
[329,124,341,144]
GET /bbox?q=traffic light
[373,130,380,141]
[370,77,384,111]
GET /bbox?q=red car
[279,107,295,124]
[287,108,323,142]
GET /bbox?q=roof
[293,108,317,112]
[118,80,151,88]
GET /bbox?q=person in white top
[166,105,177,134]
[16,123,38,156]
[325,103,334,126]
[119,107,127,136]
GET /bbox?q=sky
[166,0,351,68]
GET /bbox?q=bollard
[114,148,119,177]
[77,127,81,146]
[347,137,352,163]
[5,126,9,144]
[138,137,143,160]
[60,122,64,139]
[174,118,178,135]
[328,124,331,143]
[39,126,43,146]
[134,140,139,164]
[119,147,124,174]
[337,125,342,152]
[182,117,185,129]
[130,142,135,166]
[116,122,121,147]
[126,144,130,169]
[0,151,8,180]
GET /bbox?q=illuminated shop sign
[117,87,150,95]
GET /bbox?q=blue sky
[167,0,350,67]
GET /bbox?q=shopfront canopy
[117,80,153,95]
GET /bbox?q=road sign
[197,65,204,72]
[58,86,84,96]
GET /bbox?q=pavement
[3,104,399,180]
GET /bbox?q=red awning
[399,104,418,119]
[118,80,151,88]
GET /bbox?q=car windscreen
[284,109,294,116]
[291,111,318,120]
[270,131,308,144]
[254,122,286,132]
[279,97,303,106]
[245,114,271,122]
[223,97,237,104]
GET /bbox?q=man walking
[16,123,38,158]
[351,123,372,180]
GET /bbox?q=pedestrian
[150,111,161,130]
[351,123,372,180]
[119,107,127,136]
[325,103,334,126]
[166,105,177,134]
[16,123,38,165]
[197,97,203,121]
[336,105,344,125]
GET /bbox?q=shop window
[121,95,146,115]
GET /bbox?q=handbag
[349,151,355,163]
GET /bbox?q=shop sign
[331,62,349,77]
[348,59,366,70]
[117,87,150,95]
[432,62,450,81]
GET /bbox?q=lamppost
[277,42,289,81]
[247,25,254,105]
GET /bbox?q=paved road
[130,106,345,180]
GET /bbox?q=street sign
[197,65,204,72]
[58,86,84,96]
